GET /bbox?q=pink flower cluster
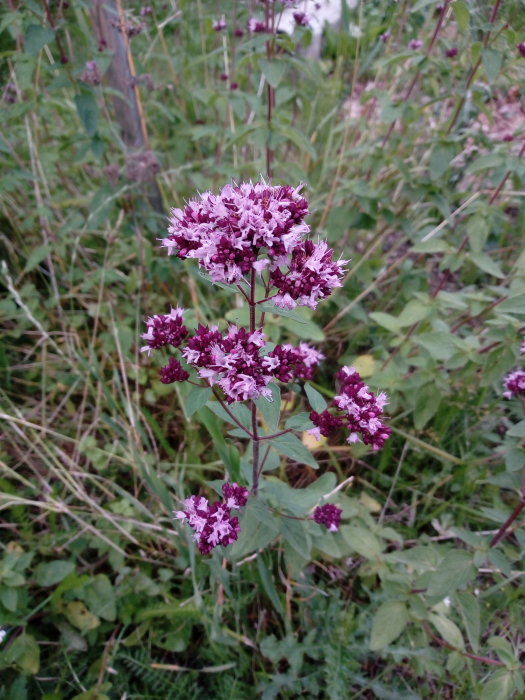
[184,325,273,403]
[162,182,346,309]
[141,313,325,399]
[309,366,391,451]
[175,483,249,554]
[140,307,187,355]
[503,369,525,399]
[266,343,325,382]
[271,239,346,309]
[313,504,342,532]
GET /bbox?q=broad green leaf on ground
[369,601,409,650]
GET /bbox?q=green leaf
[415,331,459,361]
[275,123,317,160]
[427,550,475,598]
[482,48,503,82]
[260,58,287,88]
[480,670,515,700]
[285,412,313,431]
[229,500,279,559]
[24,25,55,55]
[341,525,382,558]
[83,574,116,622]
[369,312,401,333]
[429,144,455,180]
[259,302,308,323]
[206,400,251,431]
[488,637,516,667]
[414,383,440,430]
[185,386,212,417]
[429,613,465,650]
[497,293,525,315]
[281,518,311,560]
[506,420,525,438]
[256,383,281,432]
[456,592,480,653]
[65,601,100,632]
[0,587,18,612]
[470,252,505,279]
[369,601,409,650]
[466,153,504,174]
[35,560,75,587]
[397,299,432,327]
[75,92,99,137]
[256,557,284,617]
[271,432,319,469]
[2,634,40,674]
[452,0,469,32]
[23,244,51,274]
[304,383,327,413]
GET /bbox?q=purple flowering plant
[142,182,391,557]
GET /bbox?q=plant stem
[422,620,525,670]
[211,387,255,439]
[249,269,261,494]
[489,464,525,547]
[251,401,260,494]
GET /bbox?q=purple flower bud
[140,5,152,16]
[445,47,458,58]
[230,82,239,90]
[409,39,423,50]
[293,11,310,27]
[159,357,189,384]
[517,43,525,58]
[379,32,390,43]
[247,18,267,33]
[313,504,342,532]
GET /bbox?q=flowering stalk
[142,181,391,555]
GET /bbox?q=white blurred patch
[277,0,358,57]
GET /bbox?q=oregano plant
[142,181,391,556]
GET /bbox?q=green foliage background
[1,0,525,697]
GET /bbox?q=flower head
[247,18,267,33]
[293,11,310,27]
[271,240,347,309]
[213,18,227,31]
[308,366,391,451]
[141,307,187,354]
[164,182,310,286]
[313,504,342,532]
[175,483,249,554]
[503,369,525,399]
[80,60,102,86]
[159,357,189,384]
[184,324,273,403]
[265,342,324,382]
[409,39,423,50]
[335,366,391,450]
